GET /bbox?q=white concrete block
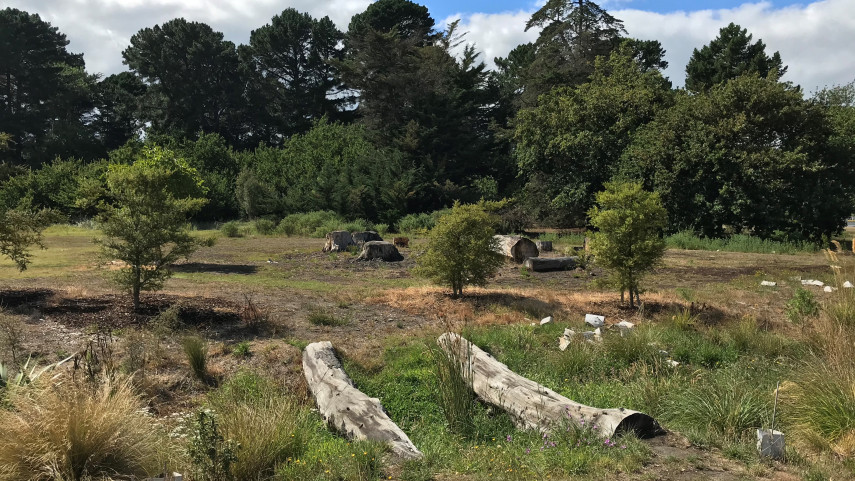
[844,281,854,288]
[756,429,785,460]
[559,336,571,351]
[760,281,777,287]
[540,316,553,325]
[585,314,605,328]
[801,279,824,287]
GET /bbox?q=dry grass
[0,376,165,480]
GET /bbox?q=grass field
[0,225,852,480]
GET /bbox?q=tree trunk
[493,235,539,263]
[437,333,664,439]
[302,342,423,460]
[133,267,141,311]
[356,241,403,262]
[523,256,577,272]
[323,231,355,252]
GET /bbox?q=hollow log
[437,333,664,439]
[356,241,403,262]
[523,256,578,272]
[352,231,383,246]
[302,342,423,460]
[323,231,355,252]
[494,235,539,263]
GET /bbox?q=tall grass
[431,334,476,437]
[183,336,208,380]
[666,231,819,254]
[0,377,164,480]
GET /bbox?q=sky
[7,0,855,92]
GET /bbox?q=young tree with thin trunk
[96,145,211,311]
[587,181,666,307]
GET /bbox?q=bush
[414,203,504,298]
[0,377,164,480]
[374,223,390,235]
[232,342,251,358]
[397,212,435,234]
[183,336,208,380]
[187,410,240,481]
[221,221,243,238]
[254,219,276,235]
[787,288,819,323]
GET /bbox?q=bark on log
[437,333,664,439]
[523,256,578,272]
[356,241,404,262]
[535,240,553,252]
[302,342,423,459]
[352,231,383,245]
[323,231,355,252]
[494,235,539,263]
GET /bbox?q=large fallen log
[302,342,422,460]
[437,333,664,439]
[352,231,383,246]
[523,256,578,272]
[323,231,355,252]
[356,241,403,262]
[494,235,539,263]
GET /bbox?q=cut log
[302,342,423,460]
[323,231,355,253]
[356,241,403,262]
[352,231,383,246]
[494,235,539,263]
[535,240,553,252]
[438,333,664,439]
[392,237,410,248]
[523,256,577,272]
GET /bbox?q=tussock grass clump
[221,220,243,238]
[0,377,164,480]
[183,336,208,379]
[431,334,477,437]
[254,218,276,235]
[307,310,348,327]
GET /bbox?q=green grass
[183,336,208,380]
[666,231,820,254]
[307,310,349,327]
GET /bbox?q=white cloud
[7,0,855,91]
[449,0,855,91]
[5,0,371,76]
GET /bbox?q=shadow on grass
[0,289,54,310]
[172,263,258,275]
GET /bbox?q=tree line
[2,0,854,241]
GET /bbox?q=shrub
[414,203,504,298]
[374,223,390,235]
[187,410,240,481]
[397,212,435,234]
[232,342,251,358]
[588,182,667,307]
[221,221,243,238]
[254,218,276,235]
[0,377,163,480]
[183,336,208,380]
[787,288,820,323]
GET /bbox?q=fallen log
[302,342,422,460]
[494,235,539,263]
[523,256,578,272]
[323,231,355,252]
[437,333,663,439]
[356,241,403,262]
[352,231,383,246]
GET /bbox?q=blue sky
[427,0,810,19]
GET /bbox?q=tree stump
[323,231,355,252]
[438,333,664,439]
[302,342,423,460]
[535,240,553,252]
[523,256,578,272]
[352,231,383,246]
[494,235,539,263]
[356,241,403,262]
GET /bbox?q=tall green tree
[514,46,673,226]
[93,72,147,151]
[347,0,435,42]
[96,145,211,310]
[0,8,97,166]
[123,19,246,144]
[588,182,666,307]
[685,23,787,93]
[624,75,854,241]
[241,9,348,143]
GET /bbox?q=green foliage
[787,288,820,323]
[588,182,666,307]
[666,231,819,254]
[183,336,208,380]
[232,342,251,358]
[275,210,374,238]
[220,221,243,238]
[397,212,436,234]
[254,219,276,235]
[234,168,278,220]
[685,23,787,93]
[96,145,211,309]
[307,310,348,327]
[414,203,504,297]
[0,208,57,271]
[187,410,240,481]
[431,335,477,437]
